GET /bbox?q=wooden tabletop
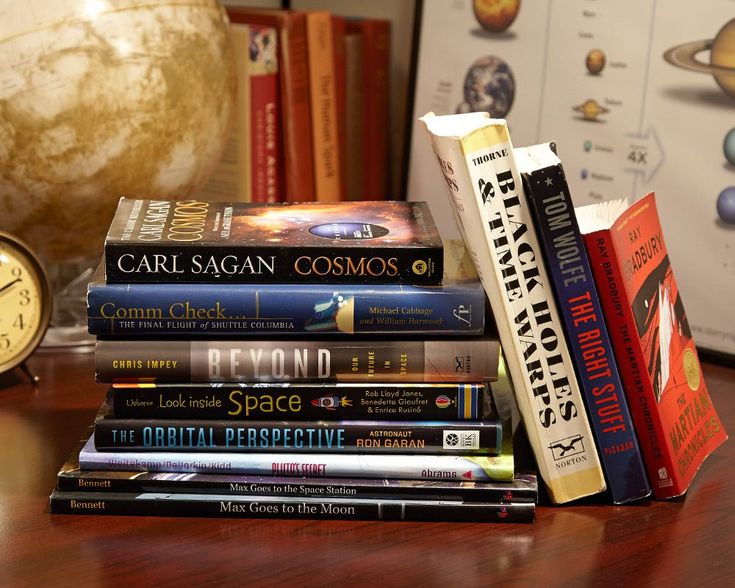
[1,349,733,587]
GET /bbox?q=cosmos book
[577,193,728,499]
[104,198,443,285]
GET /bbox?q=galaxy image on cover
[631,255,693,403]
[227,202,437,248]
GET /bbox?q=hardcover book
[515,142,651,504]
[226,7,315,202]
[94,338,500,384]
[576,193,728,499]
[87,241,485,336]
[421,112,606,504]
[58,435,538,503]
[110,382,492,421]
[103,198,443,285]
[49,490,535,523]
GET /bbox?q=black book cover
[104,199,443,284]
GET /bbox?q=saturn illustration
[572,99,610,121]
[664,18,735,98]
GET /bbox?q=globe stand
[39,259,97,351]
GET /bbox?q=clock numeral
[11,266,22,279]
[19,289,30,306]
[13,314,24,330]
[0,334,9,350]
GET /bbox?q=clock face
[0,235,51,373]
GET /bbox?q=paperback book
[515,142,651,504]
[110,382,492,421]
[87,241,485,337]
[94,338,500,384]
[576,193,728,499]
[49,490,535,523]
[104,199,443,285]
[421,112,606,504]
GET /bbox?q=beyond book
[104,199,443,285]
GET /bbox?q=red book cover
[578,193,728,499]
[248,26,279,203]
[227,8,315,202]
[332,15,347,201]
[346,18,390,200]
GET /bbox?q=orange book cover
[346,18,390,200]
[578,193,728,499]
[227,7,315,202]
[306,10,341,202]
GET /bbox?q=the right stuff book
[576,193,728,499]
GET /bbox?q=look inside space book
[104,199,443,285]
[576,193,728,499]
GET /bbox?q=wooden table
[1,349,733,587]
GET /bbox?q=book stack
[50,198,538,523]
[199,6,392,204]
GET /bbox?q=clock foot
[19,362,40,386]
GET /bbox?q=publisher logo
[683,348,701,392]
[549,434,585,461]
[412,259,429,275]
[443,430,480,450]
[452,304,472,326]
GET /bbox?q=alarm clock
[0,231,52,378]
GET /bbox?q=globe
[457,55,515,118]
[0,0,236,264]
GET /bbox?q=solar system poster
[408,0,735,356]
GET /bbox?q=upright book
[576,193,728,499]
[227,7,315,202]
[103,199,443,285]
[515,142,650,504]
[420,112,606,504]
[94,338,500,384]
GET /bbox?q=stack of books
[49,198,538,523]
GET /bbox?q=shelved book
[94,338,500,384]
[576,193,728,499]
[421,112,606,504]
[87,241,485,337]
[104,199,443,285]
[515,142,651,504]
[109,382,491,421]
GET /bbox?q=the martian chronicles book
[104,199,444,285]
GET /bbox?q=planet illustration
[663,18,735,98]
[586,49,606,75]
[581,169,589,180]
[573,99,610,121]
[584,140,593,152]
[473,0,521,33]
[0,0,236,264]
[717,187,735,224]
[457,56,515,118]
[724,128,735,166]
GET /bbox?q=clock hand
[0,278,21,297]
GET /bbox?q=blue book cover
[516,143,651,504]
[88,241,485,337]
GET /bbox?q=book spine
[94,339,500,384]
[307,11,341,202]
[103,243,443,285]
[583,229,678,497]
[57,467,538,502]
[521,158,651,503]
[249,25,280,203]
[227,8,315,202]
[86,281,485,336]
[111,383,489,421]
[332,15,347,200]
[93,419,502,455]
[422,116,606,504]
[49,491,535,523]
[79,439,514,481]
